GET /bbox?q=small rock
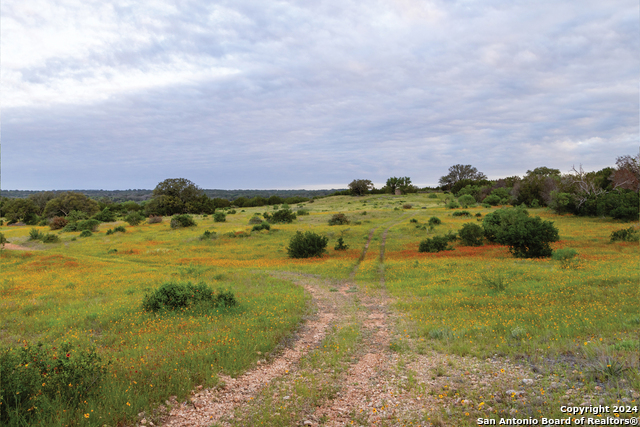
[304,421,313,426]
[522,379,534,386]
[509,408,517,415]
[283,396,290,400]
[621,398,631,403]
[141,420,147,425]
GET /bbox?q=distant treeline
[0,188,345,202]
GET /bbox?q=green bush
[483,194,501,206]
[446,200,460,209]
[170,214,197,228]
[76,219,100,232]
[93,208,116,222]
[410,218,418,223]
[0,233,7,248]
[199,230,217,240]
[610,227,640,242]
[269,209,296,224]
[0,342,107,425]
[458,223,484,246]
[79,230,93,238]
[287,231,328,258]
[106,226,126,235]
[142,281,236,312]
[428,193,438,199]
[418,235,453,253]
[483,207,559,258]
[62,222,78,232]
[452,210,472,217]
[248,216,263,224]
[328,213,349,225]
[428,216,442,226]
[124,212,144,226]
[457,194,476,208]
[41,233,60,243]
[252,222,271,231]
[334,237,348,250]
[296,209,310,216]
[213,212,226,223]
[29,228,44,241]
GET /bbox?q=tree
[526,167,561,177]
[439,165,486,190]
[609,154,640,191]
[386,177,412,194]
[28,191,57,215]
[150,178,207,215]
[153,178,204,203]
[348,179,373,196]
[42,192,100,218]
[4,199,39,224]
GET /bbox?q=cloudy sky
[2,0,638,190]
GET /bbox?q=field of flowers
[1,193,637,426]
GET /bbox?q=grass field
[1,193,638,426]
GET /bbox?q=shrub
[29,228,44,241]
[334,237,348,250]
[148,215,163,224]
[248,216,263,224]
[42,233,60,243]
[77,219,100,232]
[170,214,197,228]
[252,222,271,231]
[458,223,484,246]
[213,212,226,222]
[106,226,126,235]
[269,209,296,224]
[287,231,328,258]
[0,233,6,248]
[297,209,310,216]
[49,216,68,230]
[428,193,438,199]
[446,200,460,209]
[79,230,93,238]
[452,210,471,217]
[610,227,640,242]
[62,222,78,232]
[482,194,501,206]
[483,207,559,258]
[142,281,237,312]
[199,230,217,240]
[124,212,145,226]
[403,204,412,209]
[0,342,107,425]
[410,218,418,223]
[93,208,116,222]
[458,194,476,208]
[418,235,453,253]
[428,216,441,226]
[228,209,237,214]
[328,213,350,226]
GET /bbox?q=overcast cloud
[2,0,638,190]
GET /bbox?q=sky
[1,0,638,190]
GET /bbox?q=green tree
[348,179,374,196]
[43,192,100,218]
[386,177,413,194]
[439,165,486,190]
[4,199,39,224]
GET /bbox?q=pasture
[1,193,638,426]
